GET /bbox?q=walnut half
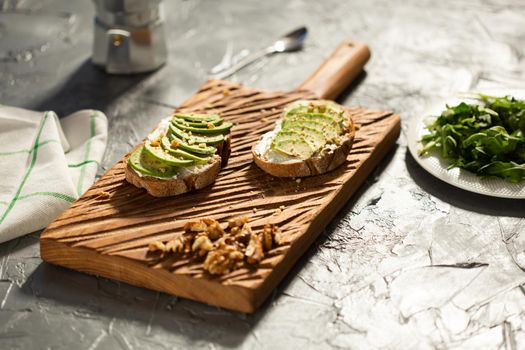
[245,233,264,265]
[204,244,244,275]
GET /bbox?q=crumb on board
[97,191,111,199]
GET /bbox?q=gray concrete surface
[1,0,525,349]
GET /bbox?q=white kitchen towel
[0,106,108,244]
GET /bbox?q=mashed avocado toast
[253,100,355,177]
[126,113,233,197]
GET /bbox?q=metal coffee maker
[92,0,167,74]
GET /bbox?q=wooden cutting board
[40,40,401,313]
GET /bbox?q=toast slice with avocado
[252,100,355,177]
[125,113,233,197]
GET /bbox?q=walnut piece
[171,139,180,148]
[229,223,251,246]
[204,244,244,275]
[263,223,283,247]
[192,234,214,256]
[165,236,185,254]
[245,233,264,264]
[203,218,224,240]
[150,135,162,147]
[228,216,248,229]
[184,220,208,233]
[261,225,273,251]
[148,241,166,253]
[147,217,283,275]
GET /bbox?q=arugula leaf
[419,95,525,183]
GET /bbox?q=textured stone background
[1,0,524,349]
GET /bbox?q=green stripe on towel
[68,159,101,168]
[0,112,50,224]
[0,139,60,157]
[0,192,75,207]
[76,112,97,196]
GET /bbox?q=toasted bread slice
[125,124,231,197]
[125,154,223,197]
[252,100,355,177]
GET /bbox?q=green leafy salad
[419,94,525,183]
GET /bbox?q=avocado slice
[143,140,195,167]
[272,131,300,145]
[168,123,225,145]
[174,113,221,123]
[283,113,341,133]
[168,123,190,140]
[172,119,233,135]
[274,127,327,151]
[128,147,178,178]
[298,125,328,149]
[187,133,225,146]
[172,116,223,128]
[285,101,346,124]
[273,138,315,159]
[160,136,211,163]
[167,134,217,155]
[282,118,340,141]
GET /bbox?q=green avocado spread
[128,113,232,178]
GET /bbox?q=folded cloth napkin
[0,106,108,244]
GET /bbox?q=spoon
[210,26,308,79]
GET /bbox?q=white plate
[407,89,525,199]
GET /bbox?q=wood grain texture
[40,79,400,313]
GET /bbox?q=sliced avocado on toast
[285,100,347,124]
[128,147,179,178]
[168,123,225,145]
[271,101,350,158]
[160,136,211,163]
[143,140,195,167]
[276,125,328,149]
[167,134,216,155]
[172,118,233,135]
[127,113,232,179]
[174,113,221,123]
[253,99,355,178]
[282,113,342,134]
[172,116,223,128]
[273,137,315,159]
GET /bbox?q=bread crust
[125,155,222,197]
[253,110,355,178]
[126,133,231,197]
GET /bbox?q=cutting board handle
[297,39,371,100]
